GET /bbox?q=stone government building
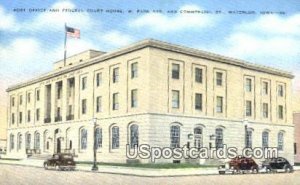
[6,39,294,164]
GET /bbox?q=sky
[0,0,299,108]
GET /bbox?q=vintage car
[262,157,293,173]
[44,153,76,171]
[218,156,259,174]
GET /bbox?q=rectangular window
[82,99,87,114]
[36,109,40,121]
[245,78,252,92]
[19,95,23,105]
[112,127,119,149]
[12,113,15,124]
[27,93,31,103]
[278,105,284,119]
[131,62,138,78]
[57,107,61,117]
[82,77,87,90]
[113,67,119,83]
[263,103,268,118]
[195,68,202,83]
[57,82,62,99]
[11,97,15,107]
[195,93,202,110]
[172,90,180,108]
[113,93,119,110]
[36,90,40,101]
[216,72,223,86]
[216,96,223,113]
[262,82,268,95]
[172,64,180,79]
[19,112,23,123]
[278,85,284,97]
[131,89,138,108]
[68,78,75,97]
[96,96,102,113]
[246,100,252,117]
[27,110,31,122]
[96,72,102,87]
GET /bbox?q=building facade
[294,112,300,164]
[6,39,294,164]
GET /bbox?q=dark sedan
[262,157,293,173]
[44,153,76,171]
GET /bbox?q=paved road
[0,164,299,185]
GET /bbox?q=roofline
[53,49,106,64]
[6,39,294,92]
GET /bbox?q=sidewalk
[0,159,299,177]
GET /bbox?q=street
[0,164,300,185]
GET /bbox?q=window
[131,62,138,78]
[57,82,62,99]
[246,101,252,117]
[96,73,102,87]
[263,103,268,118]
[170,125,180,148]
[246,129,252,148]
[172,64,180,79]
[278,105,284,119]
[262,131,269,148]
[19,112,23,123]
[216,96,223,113]
[96,128,102,149]
[194,127,203,148]
[82,99,87,114]
[27,110,31,122]
[278,132,284,151]
[80,129,87,150]
[68,78,75,97]
[294,143,297,155]
[113,67,119,83]
[56,107,61,122]
[10,134,14,150]
[12,113,15,124]
[36,109,40,121]
[262,82,268,95]
[245,78,252,92]
[215,128,223,149]
[82,77,87,90]
[19,95,23,105]
[130,124,139,148]
[195,68,202,83]
[96,96,102,113]
[34,132,40,150]
[113,93,119,110]
[216,72,223,86]
[172,90,180,108]
[36,90,40,101]
[26,133,31,149]
[11,97,15,107]
[27,93,31,103]
[18,134,22,150]
[112,126,119,149]
[195,93,202,111]
[131,89,138,108]
[278,85,284,97]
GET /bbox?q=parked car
[44,153,76,171]
[262,157,293,173]
[218,156,259,174]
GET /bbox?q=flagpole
[64,23,67,67]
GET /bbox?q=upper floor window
[216,96,223,113]
[130,124,139,149]
[96,72,102,87]
[215,128,224,149]
[246,129,252,148]
[172,90,180,109]
[57,82,62,99]
[82,77,87,90]
[36,109,40,121]
[172,64,180,79]
[195,93,202,111]
[11,113,15,124]
[131,62,138,79]
[19,112,23,123]
[278,105,284,119]
[80,128,87,150]
[19,95,23,105]
[216,72,223,86]
[111,126,119,149]
[263,103,268,118]
[195,68,202,83]
[262,131,269,148]
[113,93,119,110]
[27,110,31,122]
[96,128,102,149]
[11,97,15,107]
[278,85,284,97]
[170,125,180,148]
[245,100,252,117]
[131,89,138,108]
[245,78,252,92]
[262,82,268,95]
[278,132,284,151]
[36,90,40,101]
[81,99,87,114]
[27,93,31,103]
[113,67,119,83]
[96,96,102,113]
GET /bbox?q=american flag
[66,26,80,38]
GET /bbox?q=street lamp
[91,118,98,171]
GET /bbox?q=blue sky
[0,0,299,105]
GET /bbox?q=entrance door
[57,138,61,154]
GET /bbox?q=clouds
[0,5,18,31]
[129,4,217,33]
[100,30,134,48]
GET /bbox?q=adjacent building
[6,39,294,164]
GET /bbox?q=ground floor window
[112,126,119,149]
[34,132,40,150]
[194,127,203,148]
[18,133,22,150]
[215,128,223,149]
[262,131,269,148]
[96,128,102,149]
[170,125,180,148]
[278,132,284,151]
[10,134,14,150]
[80,129,87,150]
[130,124,139,148]
[246,129,252,148]
[26,133,31,149]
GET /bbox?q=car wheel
[54,164,60,171]
[266,168,271,173]
[252,167,258,174]
[44,163,48,170]
[219,171,225,175]
[285,166,291,173]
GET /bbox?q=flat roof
[7,38,294,92]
